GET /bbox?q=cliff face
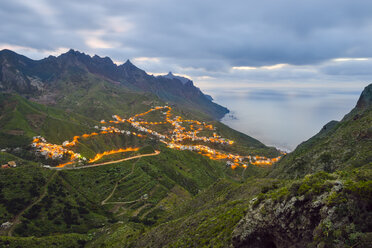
[356,84,372,109]
[232,170,372,248]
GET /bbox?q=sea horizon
[207,86,363,151]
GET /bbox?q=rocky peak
[62,49,83,57]
[0,49,32,66]
[91,54,116,68]
[92,54,112,62]
[161,71,192,85]
[57,49,89,65]
[118,59,147,78]
[0,49,17,57]
[121,59,136,69]
[356,83,372,109]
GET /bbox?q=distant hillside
[270,84,372,179]
[0,49,228,120]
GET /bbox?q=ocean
[207,87,361,151]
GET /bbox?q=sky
[1,0,371,148]
[0,0,371,90]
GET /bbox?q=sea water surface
[207,87,361,151]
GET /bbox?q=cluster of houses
[32,136,82,161]
[164,116,234,145]
[100,126,131,135]
[122,106,234,146]
[129,121,167,140]
[170,130,234,145]
[1,161,17,169]
[104,106,255,168]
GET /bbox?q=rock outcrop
[356,84,372,109]
[232,172,372,248]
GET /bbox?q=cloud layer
[1,0,371,92]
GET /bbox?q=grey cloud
[1,1,371,63]
[1,0,372,89]
[321,60,372,76]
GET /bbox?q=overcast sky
[1,0,371,93]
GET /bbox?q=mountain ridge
[0,49,228,120]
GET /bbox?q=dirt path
[6,170,58,236]
[241,167,247,180]
[101,157,142,205]
[127,203,150,217]
[50,150,160,170]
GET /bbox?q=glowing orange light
[89,147,140,163]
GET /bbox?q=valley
[32,105,283,170]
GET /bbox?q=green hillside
[50,73,165,121]
[0,93,94,147]
[0,147,239,237]
[87,164,371,248]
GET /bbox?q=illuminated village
[32,106,283,169]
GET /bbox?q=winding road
[48,150,160,170]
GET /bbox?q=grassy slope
[0,233,88,248]
[52,73,164,121]
[0,164,52,226]
[60,147,237,222]
[87,177,280,248]
[89,163,372,248]
[0,93,94,147]
[13,171,112,237]
[0,147,242,244]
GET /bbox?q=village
[31,106,284,169]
